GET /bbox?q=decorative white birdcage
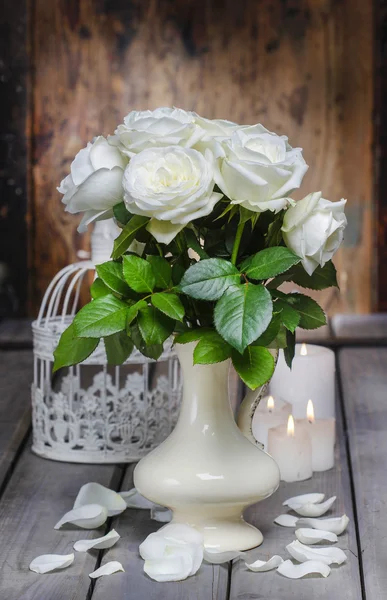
[31,221,182,464]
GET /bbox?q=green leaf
[53,323,99,372]
[174,328,214,344]
[73,294,128,338]
[113,202,132,226]
[275,299,301,333]
[232,346,275,390]
[269,324,288,349]
[111,215,149,259]
[96,261,131,296]
[172,262,185,285]
[130,321,163,360]
[138,305,175,345]
[252,313,281,347]
[289,261,338,290]
[126,299,147,329]
[240,247,300,280]
[123,255,156,293]
[184,229,209,259]
[179,258,240,300]
[90,278,110,299]
[193,331,233,364]
[151,293,185,321]
[214,283,273,353]
[289,294,327,330]
[284,330,296,368]
[104,331,134,365]
[147,255,172,289]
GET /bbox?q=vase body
[134,342,280,551]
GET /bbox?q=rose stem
[231,222,245,265]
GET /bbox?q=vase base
[170,510,263,552]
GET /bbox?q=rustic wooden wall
[28,0,374,315]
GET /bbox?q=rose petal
[119,488,159,510]
[295,528,338,545]
[283,493,325,507]
[151,507,173,523]
[54,504,108,530]
[74,483,127,516]
[203,549,246,564]
[245,555,284,572]
[286,540,347,565]
[287,496,336,517]
[29,553,74,574]
[89,561,125,579]
[74,529,121,552]
[296,515,350,535]
[274,514,299,527]
[144,555,194,583]
[146,219,185,245]
[277,559,331,579]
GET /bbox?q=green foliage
[275,299,301,333]
[126,300,147,328]
[240,247,300,280]
[104,331,134,365]
[284,329,296,368]
[138,305,175,345]
[130,321,164,360]
[123,255,156,293]
[96,261,131,296]
[179,258,240,300]
[289,294,327,329]
[146,255,172,289]
[113,202,132,226]
[214,283,272,353]
[232,346,275,390]
[73,294,129,338]
[252,313,281,347]
[184,229,209,259]
[289,261,338,290]
[174,328,214,344]
[90,278,110,299]
[112,215,149,259]
[193,331,233,364]
[53,324,99,372]
[151,292,185,321]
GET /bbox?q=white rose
[282,191,347,275]
[113,107,203,157]
[213,124,308,213]
[58,136,127,232]
[123,146,222,244]
[193,113,239,157]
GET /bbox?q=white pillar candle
[297,400,336,472]
[252,395,292,450]
[269,343,336,419]
[268,415,313,482]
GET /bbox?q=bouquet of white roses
[54,107,346,389]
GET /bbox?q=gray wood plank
[0,444,122,600]
[229,393,362,600]
[296,323,331,341]
[332,314,387,338]
[339,347,387,600]
[91,465,229,600]
[0,350,32,487]
[0,318,33,347]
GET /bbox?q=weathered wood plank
[229,393,362,599]
[0,350,32,488]
[0,445,123,600]
[91,465,229,600]
[332,314,387,339]
[339,347,387,600]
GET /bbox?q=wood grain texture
[91,465,229,600]
[29,0,373,314]
[229,393,362,600]
[339,347,387,600]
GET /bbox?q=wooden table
[0,316,385,600]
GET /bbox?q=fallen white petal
[119,488,158,510]
[204,549,246,564]
[144,555,193,583]
[74,483,127,516]
[29,553,74,574]
[74,529,120,552]
[277,559,331,579]
[274,514,299,527]
[245,555,284,572]
[283,493,325,507]
[151,507,173,523]
[89,561,125,578]
[286,540,347,565]
[287,496,336,517]
[296,515,350,535]
[295,528,338,545]
[54,504,108,529]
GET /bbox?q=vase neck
[175,342,234,430]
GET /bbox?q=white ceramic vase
[134,342,280,552]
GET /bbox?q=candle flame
[267,395,275,411]
[307,399,315,423]
[287,414,295,437]
[300,343,308,356]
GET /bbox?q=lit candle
[297,400,335,472]
[269,343,336,418]
[268,415,313,482]
[252,395,292,450]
